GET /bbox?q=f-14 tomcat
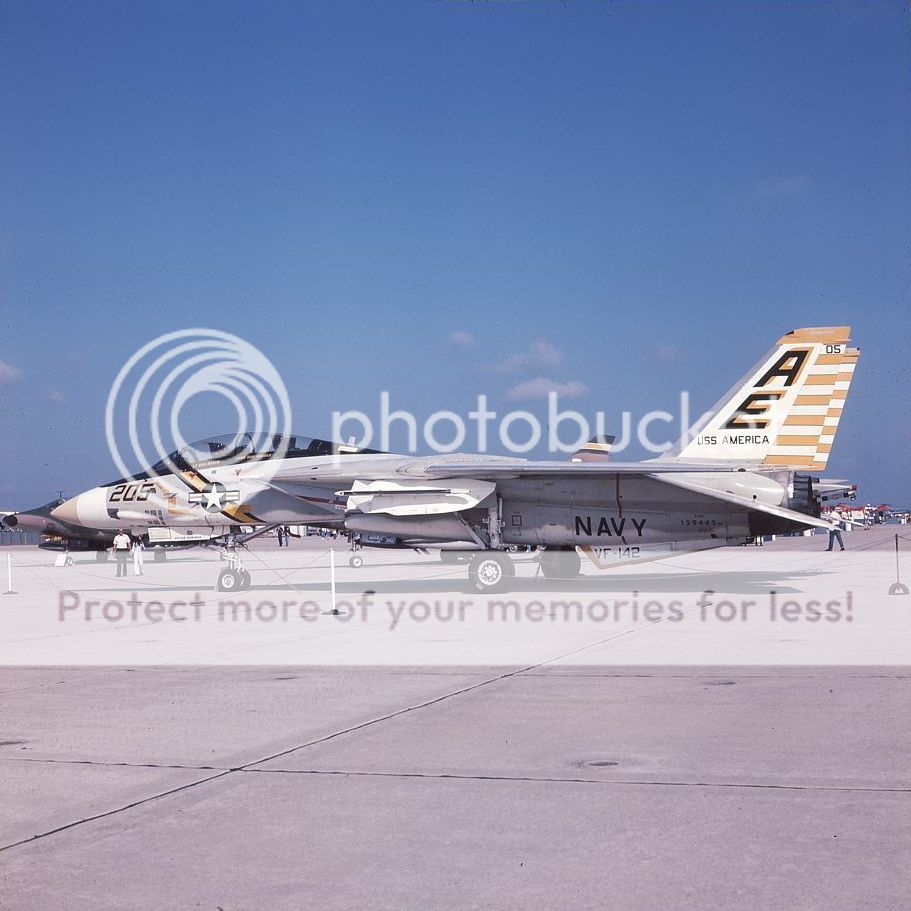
[52,327,859,592]
[1,498,114,553]
[0,497,225,560]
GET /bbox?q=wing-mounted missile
[342,479,496,517]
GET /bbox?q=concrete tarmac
[1,530,909,909]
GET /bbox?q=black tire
[217,569,240,592]
[349,555,364,568]
[468,552,514,593]
[239,570,252,590]
[539,548,582,580]
[439,550,468,564]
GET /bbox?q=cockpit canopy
[157,433,334,472]
[106,433,379,485]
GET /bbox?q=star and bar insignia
[189,482,241,514]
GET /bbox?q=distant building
[823,503,911,527]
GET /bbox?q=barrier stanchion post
[329,547,339,614]
[889,533,909,595]
[3,552,16,595]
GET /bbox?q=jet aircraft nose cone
[51,497,81,525]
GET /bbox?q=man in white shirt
[112,529,131,578]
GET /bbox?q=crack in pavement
[239,766,911,794]
[0,661,551,852]
[5,755,907,794]
[2,624,906,853]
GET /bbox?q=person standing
[131,536,145,576]
[277,526,285,548]
[112,529,131,577]
[826,526,845,552]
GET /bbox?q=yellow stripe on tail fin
[569,434,615,463]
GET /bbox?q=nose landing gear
[216,546,251,592]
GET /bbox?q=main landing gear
[462,504,586,592]
[537,548,582,580]
[468,551,515,593]
[465,547,583,593]
[216,546,251,592]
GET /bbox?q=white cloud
[494,339,563,373]
[0,360,21,385]
[449,330,476,348]
[505,377,589,402]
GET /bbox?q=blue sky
[1,0,908,508]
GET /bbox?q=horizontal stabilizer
[649,472,836,531]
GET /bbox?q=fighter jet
[1,498,114,555]
[1,498,227,561]
[51,326,859,592]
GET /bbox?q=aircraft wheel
[216,569,241,592]
[349,555,364,568]
[65,555,74,567]
[468,552,514,594]
[239,570,252,590]
[539,549,581,579]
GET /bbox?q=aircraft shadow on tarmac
[68,567,839,597]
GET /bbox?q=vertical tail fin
[672,326,859,470]
[569,434,615,463]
